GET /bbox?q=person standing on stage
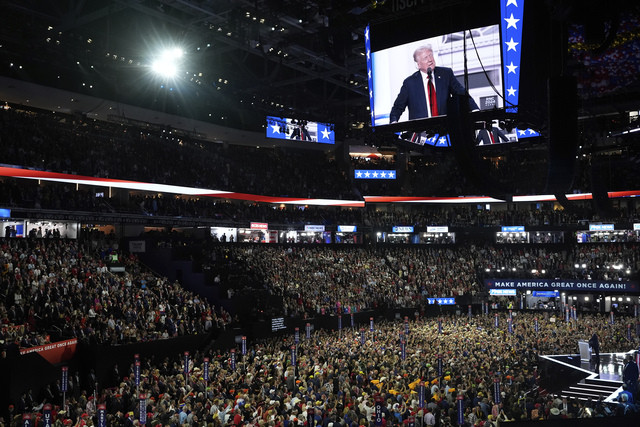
[623,354,639,399]
[588,333,600,372]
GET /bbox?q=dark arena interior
[2,0,640,426]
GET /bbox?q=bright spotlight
[152,59,177,78]
[151,48,184,78]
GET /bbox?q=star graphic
[372,171,379,178]
[380,171,387,178]
[366,49,370,60]
[506,62,518,74]
[389,171,395,178]
[428,135,437,143]
[365,27,369,41]
[438,136,448,145]
[321,128,331,139]
[356,171,363,178]
[364,171,370,178]
[505,37,519,52]
[528,128,537,134]
[506,0,518,7]
[507,86,517,96]
[270,124,280,134]
[369,90,373,99]
[368,69,371,79]
[505,13,520,30]
[518,129,526,136]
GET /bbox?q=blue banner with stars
[501,0,525,113]
[427,298,456,305]
[354,169,396,179]
[514,127,540,139]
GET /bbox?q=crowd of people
[4,312,640,426]
[1,106,639,204]
[219,243,638,318]
[1,100,640,427]
[0,107,354,200]
[474,243,639,281]
[359,204,640,229]
[1,105,639,236]
[2,178,639,232]
[568,12,640,99]
[0,238,232,352]
[1,235,638,352]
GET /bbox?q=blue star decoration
[319,126,334,143]
[501,0,525,113]
[266,117,287,139]
[427,298,456,305]
[436,134,451,147]
[365,24,375,127]
[354,170,397,179]
[408,133,451,147]
[515,128,540,139]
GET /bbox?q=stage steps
[556,377,622,402]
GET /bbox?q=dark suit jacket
[476,127,510,145]
[389,66,479,123]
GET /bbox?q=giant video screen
[370,24,503,127]
[266,116,335,144]
[365,0,531,147]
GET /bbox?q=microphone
[427,67,432,77]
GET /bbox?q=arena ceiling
[1,0,639,138]
[0,0,401,132]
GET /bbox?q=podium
[578,340,591,362]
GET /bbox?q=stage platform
[539,351,637,403]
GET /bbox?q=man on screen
[476,120,511,145]
[389,45,479,123]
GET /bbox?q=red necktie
[428,74,438,117]
[489,130,496,144]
